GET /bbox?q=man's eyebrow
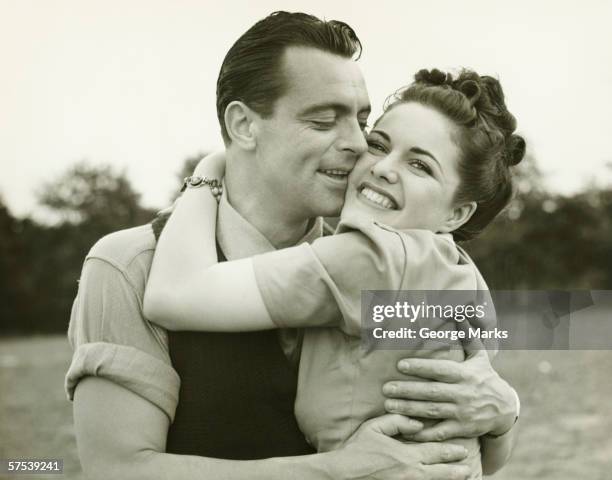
[299,103,371,116]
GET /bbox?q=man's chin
[316,198,344,218]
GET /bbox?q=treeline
[465,187,612,289]
[1,163,158,334]
[1,155,611,335]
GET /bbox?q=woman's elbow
[143,289,176,329]
[482,456,509,476]
[480,436,514,475]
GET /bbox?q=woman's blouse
[253,217,496,480]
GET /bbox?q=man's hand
[327,414,471,480]
[382,350,518,442]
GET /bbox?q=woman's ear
[439,201,477,234]
[224,101,258,150]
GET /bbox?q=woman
[145,68,525,479]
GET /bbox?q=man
[66,11,518,479]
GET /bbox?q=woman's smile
[357,183,399,210]
[341,102,463,232]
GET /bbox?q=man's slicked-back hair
[216,11,362,144]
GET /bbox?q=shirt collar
[217,191,324,260]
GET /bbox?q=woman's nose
[370,157,399,183]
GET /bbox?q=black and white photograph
[1,1,611,478]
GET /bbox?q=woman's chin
[340,205,378,225]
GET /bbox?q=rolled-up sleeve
[65,256,180,422]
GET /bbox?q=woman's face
[340,102,474,233]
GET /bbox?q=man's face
[253,46,371,220]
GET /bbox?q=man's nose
[338,119,368,156]
[371,156,399,184]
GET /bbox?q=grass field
[1,335,611,479]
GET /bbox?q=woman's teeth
[360,187,396,210]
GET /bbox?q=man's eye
[311,120,335,130]
[409,159,432,175]
[367,139,387,154]
[359,121,369,132]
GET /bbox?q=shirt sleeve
[253,218,408,335]
[65,256,180,422]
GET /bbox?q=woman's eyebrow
[370,129,391,142]
[409,147,441,171]
[373,128,444,176]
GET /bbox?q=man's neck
[224,169,312,249]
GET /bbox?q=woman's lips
[358,183,398,210]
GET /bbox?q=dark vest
[151,214,314,459]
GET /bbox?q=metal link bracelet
[180,176,223,203]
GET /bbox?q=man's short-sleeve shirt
[65,193,323,421]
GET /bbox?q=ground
[1,335,611,479]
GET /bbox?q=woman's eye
[409,159,432,175]
[367,139,387,154]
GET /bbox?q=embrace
[66,11,523,480]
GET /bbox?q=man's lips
[317,168,350,185]
[319,168,350,178]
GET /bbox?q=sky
[1,0,611,219]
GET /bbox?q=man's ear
[439,201,477,234]
[224,101,258,150]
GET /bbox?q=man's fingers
[364,414,424,437]
[422,463,471,480]
[396,358,464,383]
[384,399,457,420]
[415,442,468,464]
[383,381,460,402]
[410,421,471,442]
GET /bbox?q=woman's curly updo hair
[383,68,526,241]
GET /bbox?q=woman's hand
[382,349,518,441]
[193,151,226,178]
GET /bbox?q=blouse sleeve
[252,218,409,335]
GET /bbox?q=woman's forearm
[160,187,219,276]
[480,420,517,475]
[144,152,278,332]
[144,162,221,327]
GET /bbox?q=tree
[1,163,158,334]
[38,162,155,230]
[464,154,612,289]
[0,196,29,329]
